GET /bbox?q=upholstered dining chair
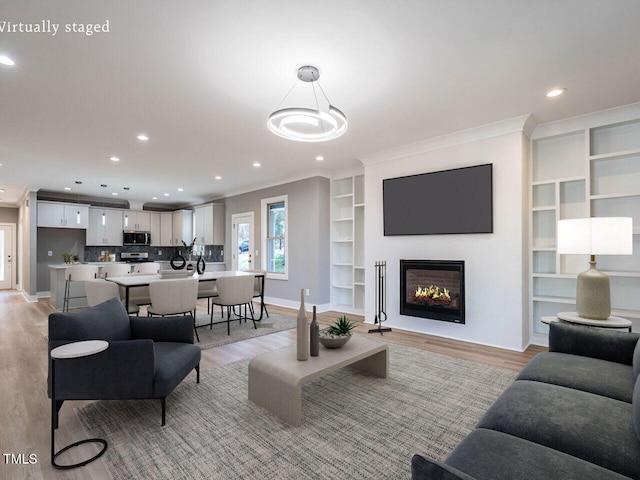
[63,265,99,312]
[85,279,140,315]
[99,263,132,279]
[197,280,218,315]
[127,263,160,307]
[133,262,160,274]
[245,269,269,319]
[210,275,256,335]
[147,278,200,341]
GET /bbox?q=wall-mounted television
[383,163,493,235]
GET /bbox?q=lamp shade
[557,217,633,256]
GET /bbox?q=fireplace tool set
[369,260,392,335]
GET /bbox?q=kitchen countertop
[48,262,126,269]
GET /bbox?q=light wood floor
[0,290,545,480]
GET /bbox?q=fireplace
[400,260,465,324]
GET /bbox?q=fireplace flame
[414,285,452,305]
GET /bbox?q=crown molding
[358,114,533,166]
[531,102,640,140]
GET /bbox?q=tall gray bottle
[297,289,308,360]
[310,305,319,356]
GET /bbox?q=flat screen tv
[383,163,493,235]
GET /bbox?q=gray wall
[36,227,87,292]
[0,207,19,224]
[222,176,330,306]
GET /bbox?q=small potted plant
[62,252,73,264]
[319,315,356,349]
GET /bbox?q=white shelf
[332,193,353,200]
[532,176,586,186]
[330,174,365,314]
[589,148,640,161]
[531,114,640,336]
[590,192,640,201]
[532,206,556,212]
[533,296,575,305]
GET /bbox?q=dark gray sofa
[48,297,201,426]
[412,322,640,479]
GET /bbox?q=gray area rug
[193,312,296,350]
[77,341,516,479]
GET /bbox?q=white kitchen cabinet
[194,203,225,245]
[150,212,160,246]
[172,209,193,247]
[160,212,173,246]
[37,201,89,229]
[122,210,151,231]
[86,207,123,246]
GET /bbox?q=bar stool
[63,265,99,312]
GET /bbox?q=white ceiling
[1,0,639,207]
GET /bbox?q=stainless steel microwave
[123,231,151,245]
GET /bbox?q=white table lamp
[557,217,633,320]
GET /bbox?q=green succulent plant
[327,316,356,336]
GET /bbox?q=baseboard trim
[262,296,331,313]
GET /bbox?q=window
[261,195,288,279]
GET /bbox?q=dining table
[106,270,266,321]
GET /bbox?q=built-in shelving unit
[530,112,640,339]
[330,174,365,314]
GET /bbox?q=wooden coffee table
[248,335,389,426]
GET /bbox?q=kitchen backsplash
[84,245,224,263]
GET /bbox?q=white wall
[362,124,529,351]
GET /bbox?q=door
[0,224,15,289]
[232,212,254,271]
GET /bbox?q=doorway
[0,224,15,290]
[231,212,254,271]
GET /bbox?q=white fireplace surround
[360,115,530,352]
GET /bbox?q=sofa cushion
[442,428,631,480]
[634,375,640,441]
[517,352,635,403]
[411,455,476,480]
[48,297,131,342]
[477,380,640,479]
[634,338,640,380]
[151,343,201,398]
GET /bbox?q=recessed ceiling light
[64,187,71,191]
[0,188,4,193]
[253,162,261,167]
[152,196,158,200]
[0,55,15,66]
[315,155,324,161]
[214,175,222,180]
[112,192,118,196]
[110,156,120,162]
[546,88,566,98]
[163,193,170,196]
[177,187,184,192]
[137,134,149,141]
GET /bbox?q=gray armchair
[47,297,201,426]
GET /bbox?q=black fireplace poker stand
[369,260,392,335]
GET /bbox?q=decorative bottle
[297,289,309,361]
[310,305,319,356]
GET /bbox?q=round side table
[51,340,109,470]
[542,312,632,332]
